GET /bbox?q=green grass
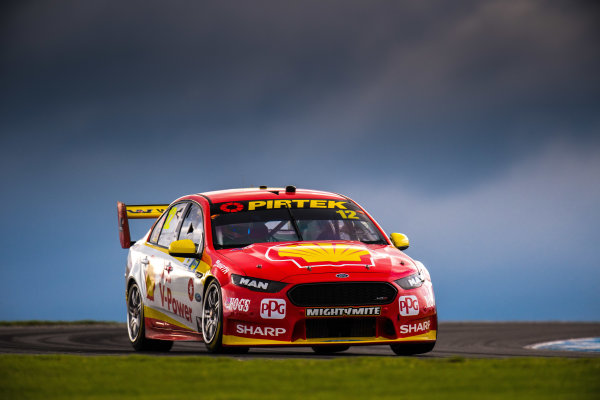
[0,355,598,400]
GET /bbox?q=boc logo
[399,295,419,316]
[260,299,286,319]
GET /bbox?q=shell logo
[145,263,156,300]
[266,243,373,268]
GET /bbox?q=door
[153,202,190,325]
[173,203,206,332]
[154,202,205,331]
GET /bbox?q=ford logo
[336,273,349,278]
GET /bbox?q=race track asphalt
[1,322,598,358]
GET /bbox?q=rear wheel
[127,282,173,352]
[311,345,350,354]
[390,342,435,356]
[202,280,225,353]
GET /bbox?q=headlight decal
[395,273,424,290]
[231,274,287,293]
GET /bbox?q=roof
[197,187,347,203]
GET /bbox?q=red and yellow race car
[118,186,436,355]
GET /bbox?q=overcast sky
[1,0,599,321]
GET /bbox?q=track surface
[1,322,598,358]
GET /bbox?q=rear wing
[117,202,168,248]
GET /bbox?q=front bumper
[220,280,437,347]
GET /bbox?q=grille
[306,317,376,339]
[287,282,397,307]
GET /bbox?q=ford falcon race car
[118,186,436,355]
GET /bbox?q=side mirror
[390,233,409,251]
[168,239,198,258]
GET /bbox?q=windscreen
[210,199,386,249]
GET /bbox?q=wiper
[361,240,387,245]
[215,243,252,250]
[283,205,303,241]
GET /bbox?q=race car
[118,186,436,355]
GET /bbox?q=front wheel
[202,280,225,353]
[390,342,436,356]
[127,282,173,352]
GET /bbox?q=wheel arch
[202,275,219,297]
[126,277,139,302]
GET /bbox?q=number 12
[336,210,359,219]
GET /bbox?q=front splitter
[222,330,436,346]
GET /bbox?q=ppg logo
[260,299,286,319]
[399,295,419,316]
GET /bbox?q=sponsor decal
[211,199,363,215]
[407,275,422,287]
[399,295,419,316]
[231,274,287,293]
[145,263,156,301]
[239,277,268,290]
[305,306,381,317]
[336,273,349,278]
[424,285,435,308]
[194,293,202,302]
[266,243,374,268]
[163,207,179,230]
[126,207,166,216]
[260,299,286,319]
[247,199,348,211]
[214,260,230,274]
[158,284,192,322]
[187,278,194,302]
[236,324,286,337]
[244,278,266,289]
[160,264,172,284]
[220,202,244,213]
[400,320,431,335]
[224,297,250,312]
[240,278,269,290]
[155,264,192,322]
[186,258,200,272]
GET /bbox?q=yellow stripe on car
[222,330,437,346]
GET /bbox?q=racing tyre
[127,282,173,352]
[311,345,350,354]
[202,280,225,353]
[390,342,436,356]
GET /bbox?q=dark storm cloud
[3,1,598,174]
[1,1,599,321]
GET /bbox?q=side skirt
[143,306,203,341]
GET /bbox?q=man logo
[240,277,268,290]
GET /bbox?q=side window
[178,203,204,250]
[157,203,188,247]
[149,212,168,244]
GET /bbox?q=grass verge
[0,355,598,400]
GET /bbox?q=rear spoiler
[117,202,168,248]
